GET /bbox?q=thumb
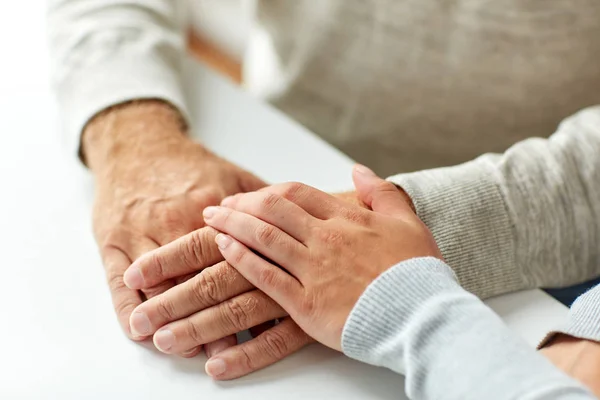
[352,164,414,218]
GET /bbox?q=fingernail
[130,311,151,336]
[154,329,175,353]
[220,196,235,207]
[123,266,144,289]
[354,164,376,177]
[205,358,227,377]
[215,234,232,250]
[203,206,218,220]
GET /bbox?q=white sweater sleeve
[47,0,191,156]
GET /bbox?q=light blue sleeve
[342,257,594,399]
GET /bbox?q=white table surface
[0,3,569,399]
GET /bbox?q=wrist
[542,334,600,394]
[82,100,190,172]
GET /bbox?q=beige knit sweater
[48,0,600,298]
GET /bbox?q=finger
[152,290,287,354]
[123,236,176,299]
[352,164,414,218]
[174,272,197,285]
[205,318,313,380]
[204,335,238,358]
[129,261,253,337]
[258,182,346,219]
[123,227,223,290]
[102,246,146,341]
[203,207,307,275]
[249,321,275,338]
[140,281,176,301]
[215,234,301,309]
[179,345,203,359]
[220,191,315,242]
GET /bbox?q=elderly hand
[83,100,265,353]
[203,165,440,351]
[123,225,312,379]
[121,189,378,379]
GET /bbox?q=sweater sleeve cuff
[341,257,461,372]
[538,284,600,349]
[56,55,191,161]
[386,158,524,299]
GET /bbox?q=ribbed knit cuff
[341,257,461,372]
[387,158,523,299]
[538,284,600,348]
[56,55,191,162]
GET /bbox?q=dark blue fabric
[544,277,600,306]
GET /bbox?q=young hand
[203,165,442,350]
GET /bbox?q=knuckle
[223,298,253,331]
[257,267,278,289]
[300,294,317,315]
[237,345,257,372]
[99,233,121,251]
[107,270,127,291]
[155,296,177,320]
[258,193,281,213]
[192,271,221,305]
[261,328,291,358]
[148,251,167,281]
[100,243,126,272]
[344,209,372,225]
[230,244,248,265]
[316,226,342,245]
[280,182,306,201]
[185,319,205,344]
[115,297,138,320]
[255,224,278,246]
[183,229,211,267]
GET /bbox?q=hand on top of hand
[120,164,416,379]
[120,189,372,379]
[86,100,418,380]
[203,165,440,351]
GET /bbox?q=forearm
[48,0,190,158]
[388,106,600,299]
[342,258,593,399]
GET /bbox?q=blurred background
[0,2,51,95]
[0,1,249,95]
